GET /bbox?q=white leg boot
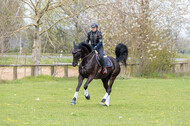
[84,89,90,100]
[84,89,88,97]
[105,95,110,106]
[100,93,108,105]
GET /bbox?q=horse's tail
[115,43,128,67]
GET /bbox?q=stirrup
[102,68,108,74]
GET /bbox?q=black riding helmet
[91,23,98,28]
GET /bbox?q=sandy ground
[0,65,132,80]
[0,67,79,80]
[0,64,189,80]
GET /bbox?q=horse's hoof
[103,104,109,107]
[85,94,90,100]
[100,99,106,105]
[70,100,76,105]
[100,102,104,105]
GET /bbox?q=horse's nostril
[72,62,77,67]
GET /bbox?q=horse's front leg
[83,74,94,100]
[70,74,84,105]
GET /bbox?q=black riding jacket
[86,30,103,48]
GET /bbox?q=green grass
[0,76,190,126]
[0,57,72,65]
[175,53,190,58]
[139,72,190,79]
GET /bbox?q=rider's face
[92,27,97,32]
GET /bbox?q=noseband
[72,49,81,54]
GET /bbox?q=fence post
[31,66,35,76]
[130,64,133,76]
[186,63,189,70]
[13,66,17,80]
[51,66,55,76]
[172,64,176,73]
[180,63,184,71]
[125,65,127,74]
[64,65,68,77]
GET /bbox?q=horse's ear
[73,41,77,48]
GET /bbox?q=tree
[0,0,24,54]
[84,0,180,75]
[19,0,104,76]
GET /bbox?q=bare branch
[21,0,35,11]
[0,24,35,39]
[47,2,63,11]
[39,0,51,19]
[36,0,42,8]
[29,0,35,8]
[46,31,56,49]
[39,3,105,35]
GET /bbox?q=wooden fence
[171,62,189,73]
[0,63,71,80]
[0,62,189,80]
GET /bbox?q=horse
[71,42,128,106]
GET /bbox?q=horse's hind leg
[104,75,117,106]
[100,77,109,105]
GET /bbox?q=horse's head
[72,42,81,67]
[72,42,93,67]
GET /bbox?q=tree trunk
[138,0,149,76]
[75,15,80,43]
[19,31,22,55]
[0,38,4,55]
[32,25,41,76]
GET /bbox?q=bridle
[72,49,81,54]
[72,49,95,64]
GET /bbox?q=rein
[72,48,97,67]
[81,50,95,62]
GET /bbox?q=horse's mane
[78,42,92,52]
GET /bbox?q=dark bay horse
[71,42,128,106]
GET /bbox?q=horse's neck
[81,51,94,66]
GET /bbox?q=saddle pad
[96,56,113,67]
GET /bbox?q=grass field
[0,76,190,126]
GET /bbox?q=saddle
[95,51,113,68]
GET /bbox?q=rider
[86,23,107,74]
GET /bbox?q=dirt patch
[0,67,79,80]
